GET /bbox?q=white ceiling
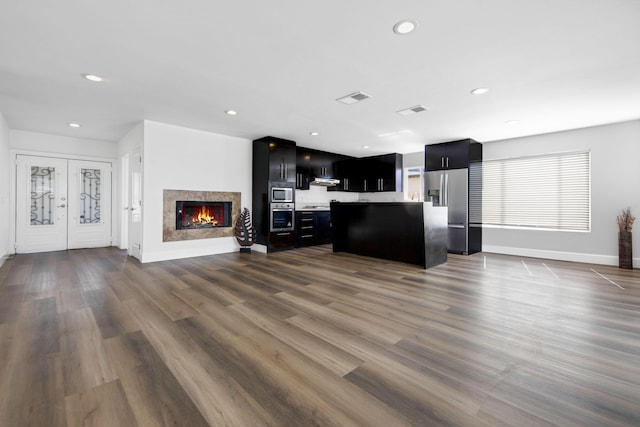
[1,0,639,157]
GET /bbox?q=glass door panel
[30,166,57,225]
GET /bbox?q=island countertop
[330,201,448,268]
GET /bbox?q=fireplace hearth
[176,201,232,230]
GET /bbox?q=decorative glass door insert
[79,168,101,224]
[30,166,57,225]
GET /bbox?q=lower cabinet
[295,211,332,247]
[269,231,295,251]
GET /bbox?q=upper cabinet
[425,138,482,171]
[335,157,364,192]
[295,148,311,190]
[365,153,403,192]
[335,153,403,192]
[254,136,297,184]
[296,147,351,190]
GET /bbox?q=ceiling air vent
[336,91,372,105]
[396,105,429,116]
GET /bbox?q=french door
[16,155,112,253]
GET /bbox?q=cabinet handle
[284,164,288,179]
[364,180,367,192]
[277,232,290,236]
[441,157,444,168]
[446,157,449,168]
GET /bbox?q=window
[404,167,424,201]
[482,150,591,231]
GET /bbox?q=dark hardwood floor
[0,246,639,426]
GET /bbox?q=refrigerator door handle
[439,174,444,206]
[444,173,449,207]
[448,224,466,229]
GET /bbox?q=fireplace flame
[194,205,218,226]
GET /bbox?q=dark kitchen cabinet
[296,147,347,190]
[335,157,364,192]
[295,210,332,247]
[315,211,332,244]
[295,148,311,190]
[363,153,403,192]
[269,231,295,251]
[254,136,296,183]
[335,153,402,192]
[425,138,481,171]
[253,136,296,251]
[295,211,315,246]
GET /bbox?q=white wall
[10,130,118,159]
[141,121,252,262]
[0,114,10,264]
[483,120,640,267]
[116,122,145,250]
[118,122,144,158]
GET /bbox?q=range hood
[310,177,340,186]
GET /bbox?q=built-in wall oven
[270,202,295,232]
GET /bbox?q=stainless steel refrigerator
[425,168,477,254]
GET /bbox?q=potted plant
[235,207,257,253]
[617,207,635,269]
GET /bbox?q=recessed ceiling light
[82,74,104,82]
[506,120,520,125]
[471,87,489,95]
[309,132,319,136]
[225,110,238,116]
[362,145,369,149]
[68,123,81,128]
[393,20,417,35]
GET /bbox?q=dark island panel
[330,202,447,268]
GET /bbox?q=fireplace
[164,190,241,242]
[176,201,232,229]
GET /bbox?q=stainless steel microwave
[271,187,293,203]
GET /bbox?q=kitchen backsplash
[295,185,405,204]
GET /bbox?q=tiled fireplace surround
[163,189,241,242]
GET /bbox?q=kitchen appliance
[425,168,481,254]
[310,177,340,186]
[271,186,293,203]
[270,202,295,232]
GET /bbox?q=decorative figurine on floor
[617,207,635,269]
[235,207,257,253]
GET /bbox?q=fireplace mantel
[163,189,241,242]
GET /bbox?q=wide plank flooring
[0,246,639,426]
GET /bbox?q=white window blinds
[483,150,591,231]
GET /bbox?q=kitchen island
[330,202,447,268]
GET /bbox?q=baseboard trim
[0,250,11,269]
[482,245,638,268]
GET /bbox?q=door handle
[58,204,66,208]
